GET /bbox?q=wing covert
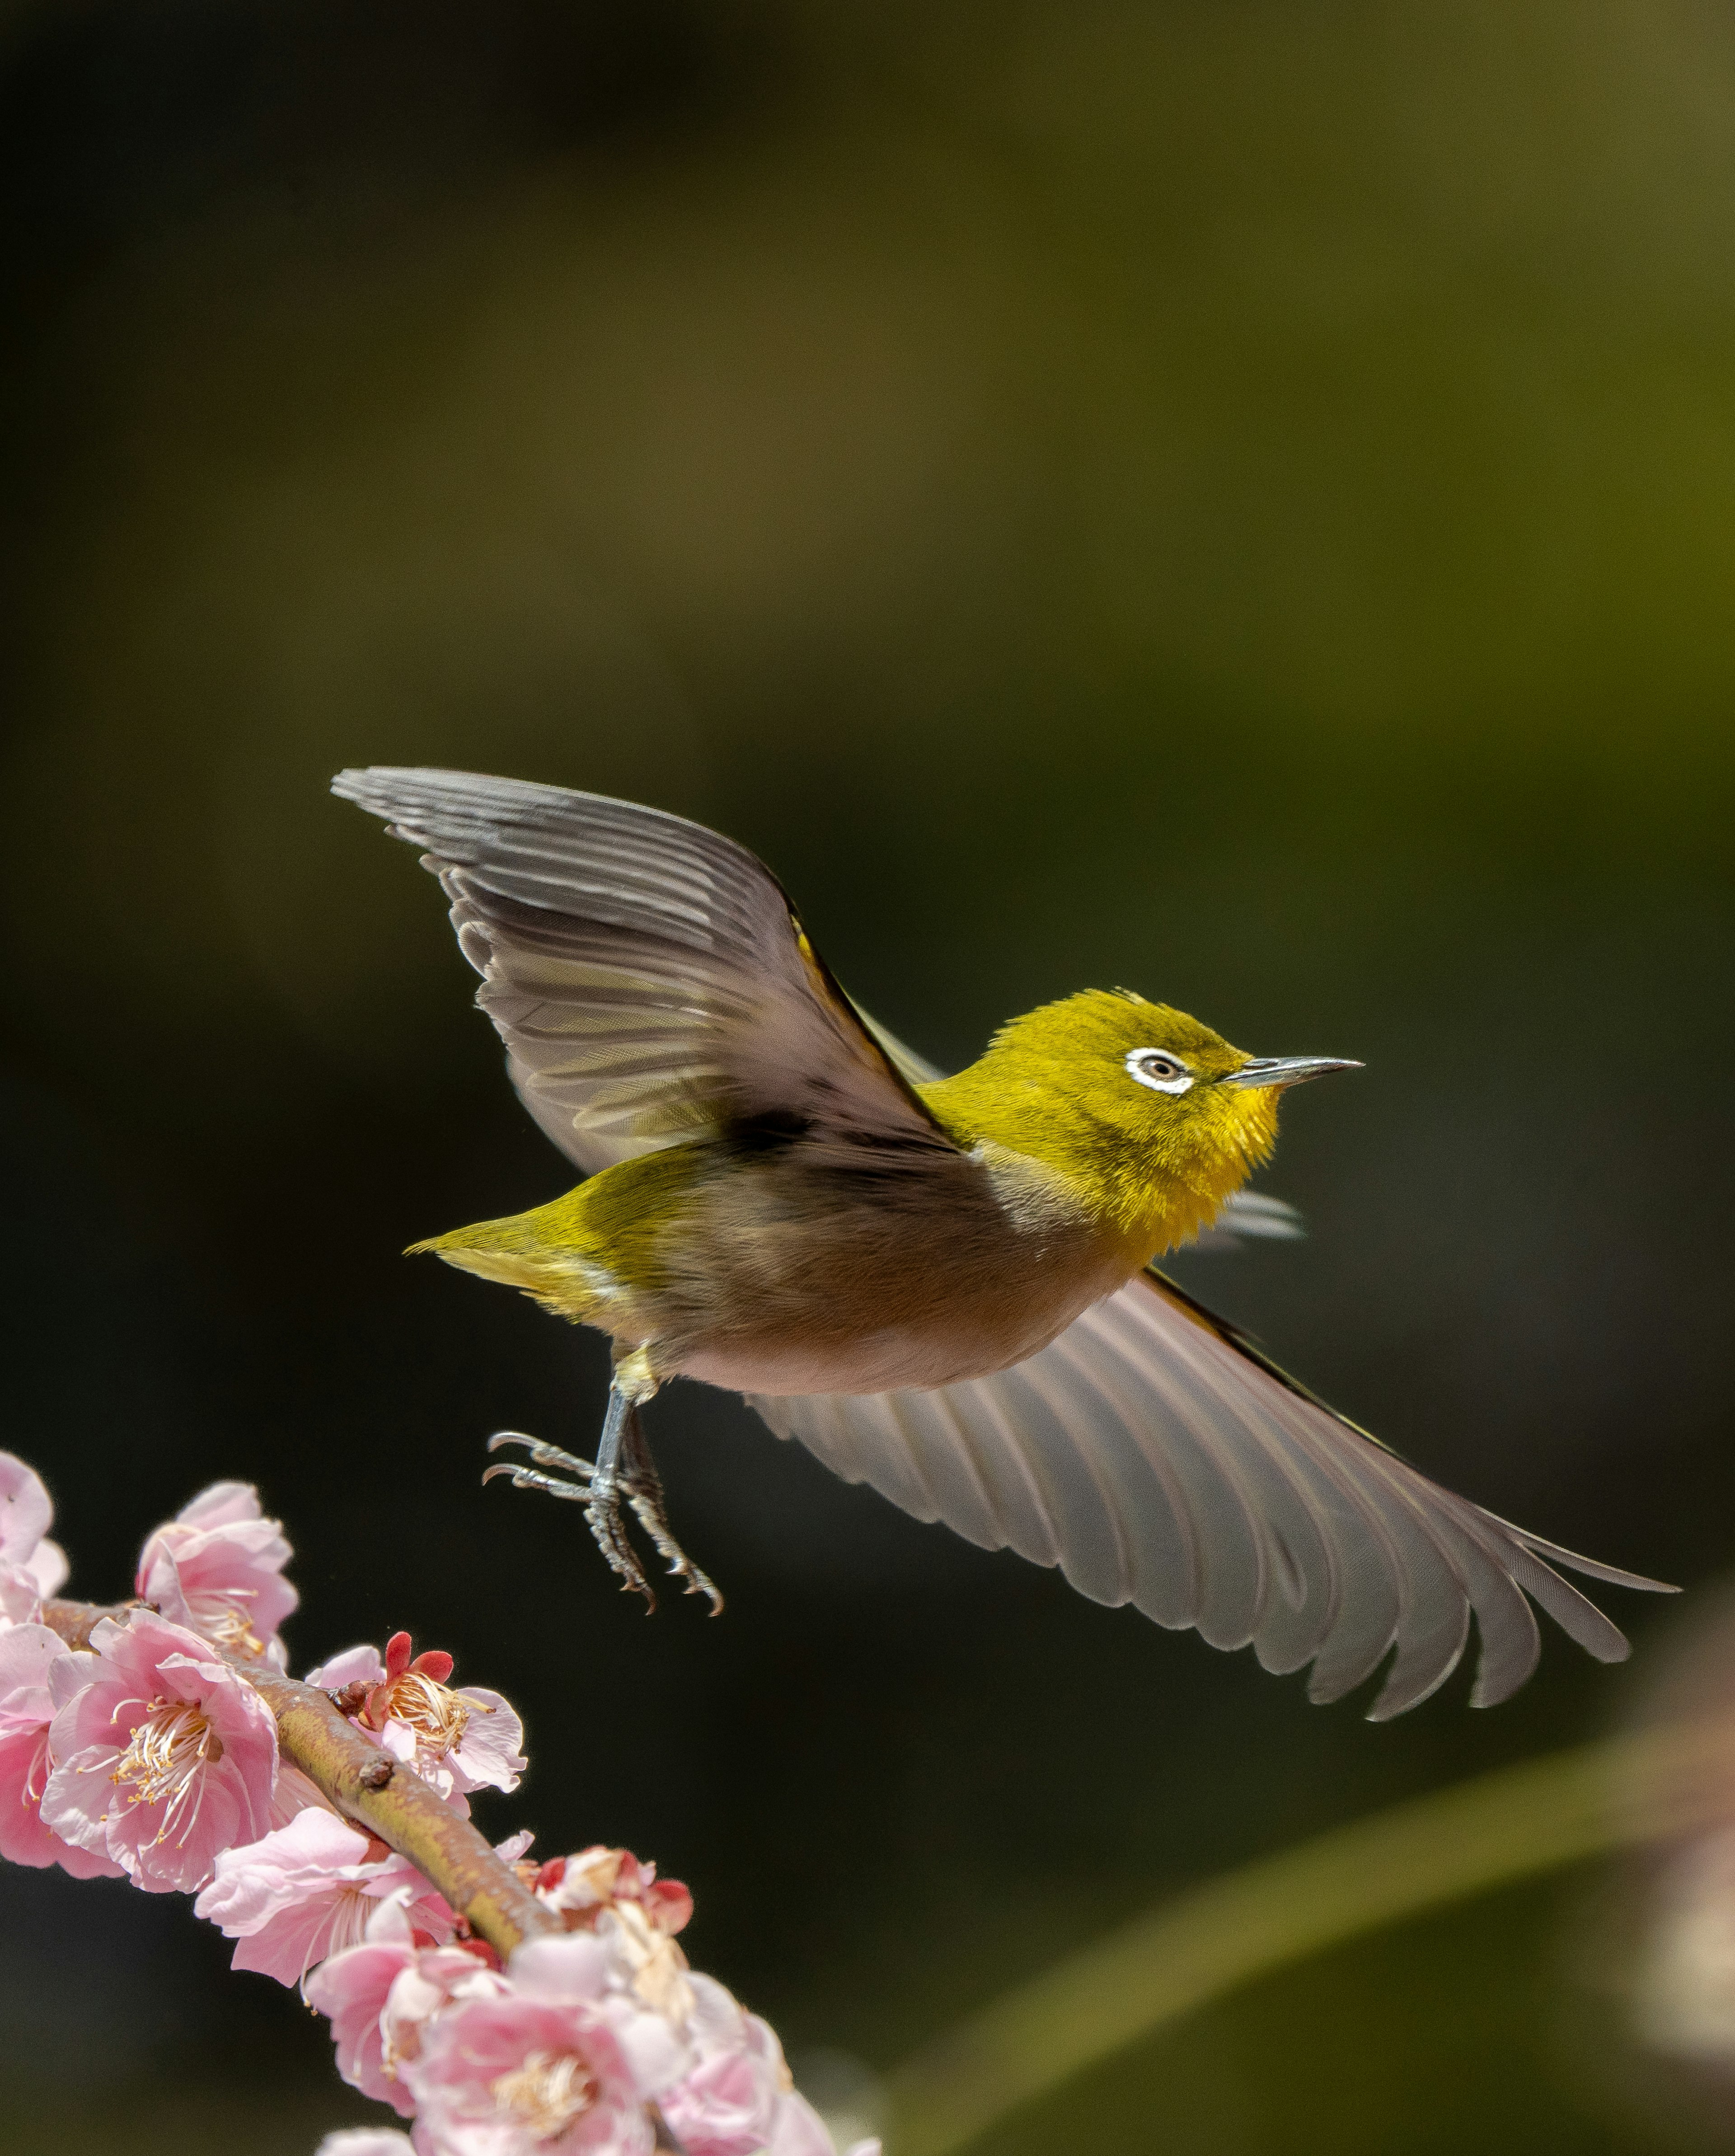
[333,768,953,1174]
[749,1270,1672,1718]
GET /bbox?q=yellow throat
[918,990,1283,1259]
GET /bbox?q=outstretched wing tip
[755,1267,1669,1723]
[1505,1525,1680,1599]
[332,764,952,1175]
[331,762,422,802]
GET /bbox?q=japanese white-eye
[334,767,1669,1718]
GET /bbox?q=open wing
[749,1269,1671,1718]
[333,768,956,1174]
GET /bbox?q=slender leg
[581,1383,656,1604]
[484,1391,653,1606]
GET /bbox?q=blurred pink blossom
[136,1481,298,1664]
[309,1634,525,1803]
[0,1622,120,1877]
[535,1847,692,1938]
[0,1453,68,1628]
[313,2134,419,2156]
[404,1934,685,2156]
[194,1805,454,1988]
[658,1975,795,2156]
[533,1847,695,2020]
[308,1890,511,2118]
[41,1610,278,1891]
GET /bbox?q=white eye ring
[1125,1048,1195,1095]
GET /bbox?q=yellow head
[920,989,1360,1256]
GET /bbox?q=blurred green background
[1,2,1733,2150]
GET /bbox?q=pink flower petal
[136,1484,298,1660]
[0,1626,122,1878]
[0,1719,119,1875]
[657,1979,786,2156]
[171,1481,268,1532]
[306,1933,420,2115]
[510,1934,614,2004]
[0,1562,44,1628]
[25,1538,68,1599]
[405,1990,657,2156]
[379,1720,418,1767]
[194,1807,455,1988]
[446,1687,526,1796]
[0,1621,64,1710]
[0,1454,52,1566]
[306,1644,388,1691]
[308,1895,513,2120]
[40,1609,279,1892]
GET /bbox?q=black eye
[1141,1055,1179,1078]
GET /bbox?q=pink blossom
[309,1635,525,1803]
[307,1891,511,2118]
[533,1847,695,2019]
[535,1847,692,1938]
[41,1610,278,1891]
[194,1805,454,1988]
[314,2134,419,2156]
[404,1935,685,2156]
[0,1622,120,1877]
[380,1941,517,2087]
[0,1453,68,1628]
[305,1908,423,2115]
[136,1480,298,1664]
[654,1979,882,2156]
[657,1976,792,2156]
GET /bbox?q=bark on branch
[43,1597,558,1959]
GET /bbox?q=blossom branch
[2,1458,872,2156]
[43,1595,557,1960]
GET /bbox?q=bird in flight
[334,767,1669,1718]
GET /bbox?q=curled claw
[483,1462,590,1502]
[619,1406,725,1615]
[486,1431,596,1477]
[586,1481,657,1611]
[480,1409,723,1616]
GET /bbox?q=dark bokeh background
[1,3,1733,2150]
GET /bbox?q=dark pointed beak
[1224,1056,1364,1091]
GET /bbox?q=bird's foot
[482,1418,721,1614]
[483,1431,656,1606]
[483,1432,596,1483]
[619,1409,724,1614]
[583,1467,659,1611]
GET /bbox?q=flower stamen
[110,1697,224,1844]
[489,2048,597,2141]
[367,1669,474,1754]
[201,1594,267,1656]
